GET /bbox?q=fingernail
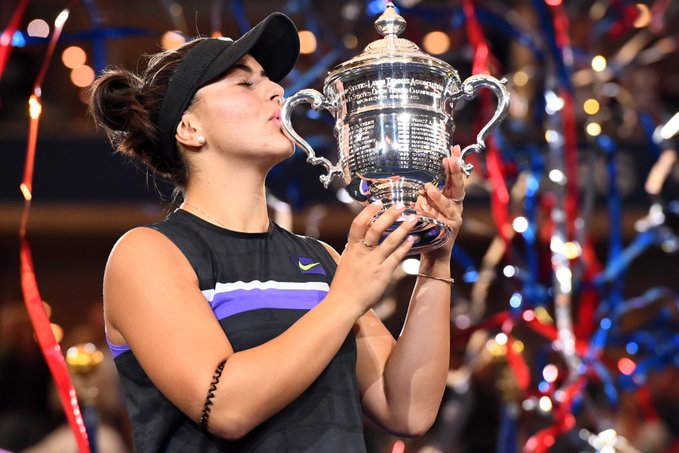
[394,202,405,210]
[407,214,417,223]
[372,199,383,207]
[406,235,416,242]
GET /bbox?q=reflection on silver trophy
[281,2,510,253]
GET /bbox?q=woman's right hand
[329,200,416,315]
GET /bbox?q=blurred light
[298,30,317,54]
[28,95,42,119]
[548,169,566,185]
[633,4,652,28]
[62,46,86,69]
[169,2,183,17]
[545,91,564,114]
[583,98,600,115]
[20,183,32,201]
[591,55,607,72]
[626,342,639,355]
[401,258,420,275]
[343,34,358,49]
[538,396,553,412]
[602,82,619,97]
[534,306,553,324]
[503,265,517,278]
[563,241,582,259]
[11,31,26,47]
[512,216,528,233]
[27,19,50,38]
[550,235,564,254]
[600,317,612,329]
[509,293,522,308]
[51,323,64,343]
[586,122,602,136]
[512,340,524,353]
[42,301,52,318]
[522,310,535,322]
[618,357,636,375]
[55,9,70,28]
[555,267,572,293]
[513,70,528,87]
[522,398,537,411]
[545,129,560,143]
[454,314,471,329]
[422,31,450,55]
[543,364,559,382]
[538,381,550,393]
[486,339,506,356]
[392,439,406,453]
[659,111,679,140]
[341,2,362,20]
[545,0,562,5]
[161,31,186,50]
[495,333,508,345]
[70,65,95,88]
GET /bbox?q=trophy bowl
[281,2,510,253]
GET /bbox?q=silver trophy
[281,2,510,253]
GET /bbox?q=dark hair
[89,39,207,190]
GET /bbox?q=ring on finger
[360,239,377,249]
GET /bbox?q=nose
[269,81,285,105]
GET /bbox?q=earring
[197,136,206,145]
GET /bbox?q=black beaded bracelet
[199,359,226,431]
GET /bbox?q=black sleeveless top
[108,209,366,452]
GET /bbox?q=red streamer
[18,4,91,452]
[0,0,30,79]
[462,0,512,246]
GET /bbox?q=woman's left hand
[415,144,466,260]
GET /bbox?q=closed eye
[238,80,254,87]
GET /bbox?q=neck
[182,159,271,233]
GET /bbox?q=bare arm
[348,147,466,436]
[104,202,415,440]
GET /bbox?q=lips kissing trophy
[281,2,510,253]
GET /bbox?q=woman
[90,11,465,452]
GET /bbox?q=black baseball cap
[158,12,300,163]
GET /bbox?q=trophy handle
[457,75,510,176]
[280,89,344,188]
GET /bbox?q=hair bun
[90,70,145,132]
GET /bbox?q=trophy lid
[327,2,455,79]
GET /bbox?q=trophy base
[381,213,451,254]
[368,178,451,254]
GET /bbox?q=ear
[175,113,206,149]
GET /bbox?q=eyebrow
[229,63,268,78]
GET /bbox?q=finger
[347,200,383,243]
[382,233,416,267]
[426,184,457,218]
[363,202,406,245]
[374,213,418,258]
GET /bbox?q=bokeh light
[299,30,317,54]
[70,65,95,88]
[27,19,49,38]
[61,46,87,69]
[422,31,450,55]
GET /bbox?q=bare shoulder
[317,239,341,263]
[103,226,198,342]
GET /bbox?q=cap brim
[202,12,300,85]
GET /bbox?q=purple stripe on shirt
[210,288,327,320]
[106,333,131,359]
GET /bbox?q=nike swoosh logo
[299,261,320,271]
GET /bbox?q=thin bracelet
[417,273,455,286]
[199,359,226,431]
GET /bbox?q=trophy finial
[374,2,406,37]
